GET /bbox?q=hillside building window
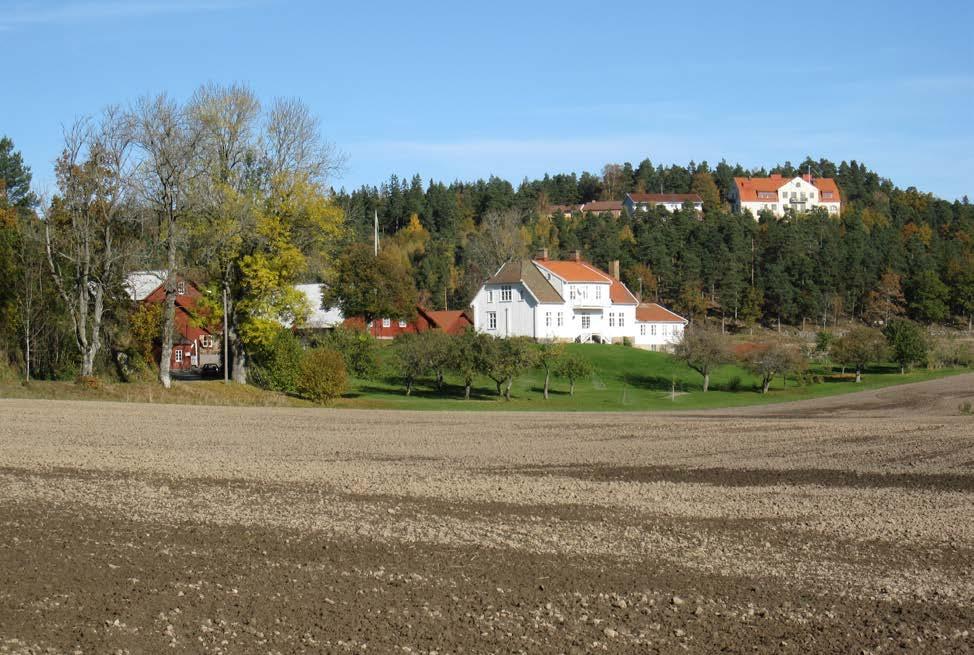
[382,318,391,328]
[174,349,183,364]
[545,312,552,327]
[595,286,601,300]
[501,285,512,302]
[618,314,625,327]
[176,280,186,295]
[487,290,494,303]
[640,324,646,336]
[398,320,407,328]
[487,312,497,330]
[580,315,591,330]
[200,335,213,349]
[557,312,563,327]
[650,324,657,336]
[608,312,615,327]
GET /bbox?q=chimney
[571,250,582,262]
[610,260,620,281]
[535,248,548,260]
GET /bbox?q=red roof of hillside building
[609,278,638,304]
[534,259,612,283]
[343,306,472,338]
[635,303,686,323]
[734,175,842,203]
[423,309,473,335]
[628,193,702,204]
[580,200,623,213]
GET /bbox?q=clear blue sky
[3,0,972,200]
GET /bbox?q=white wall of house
[471,282,538,338]
[633,321,685,350]
[633,200,703,213]
[533,306,576,341]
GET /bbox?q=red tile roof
[422,309,473,335]
[627,193,702,204]
[534,260,612,284]
[635,303,686,323]
[609,278,637,305]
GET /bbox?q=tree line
[2,89,973,387]
[334,159,974,333]
[1,84,344,385]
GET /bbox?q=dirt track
[1,377,973,653]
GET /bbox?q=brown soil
[1,377,973,653]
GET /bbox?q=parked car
[200,363,223,379]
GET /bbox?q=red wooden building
[342,306,473,339]
[125,271,221,371]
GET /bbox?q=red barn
[125,271,221,371]
[342,306,473,339]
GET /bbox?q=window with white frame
[200,335,213,349]
[640,324,646,335]
[618,313,624,327]
[545,312,552,327]
[569,286,576,301]
[580,315,591,329]
[174,349,183,364]
[608,312,615,327]
[650,324,657,335]
[595,286,601,300]
[487,289,494,303]
[557,312,563,327]
[398,320,407,328]
[382,318,391,328]
[501,285,512,302]
[176,280,186,295]
[488,312,497,330]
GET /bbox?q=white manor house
[470,251,687,350]
[731,173,841,219]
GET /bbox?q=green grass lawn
[335,343,966,412]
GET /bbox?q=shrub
[76,375,100,390]
[296,348,348,404]
[726,375,742,392]
[317,326,378,379]
[250,329,304,394]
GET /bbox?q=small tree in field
[448,329,491,400]
[535,341,566,400]
[883,319,927,374]
[831,326,887,383]
[742,340,804,394]
[296,348,348,403]
[555,353,593,397]
[423,329,452,390]
[672,327,730,392]
[497,337,536,400]
[391,332,430,396]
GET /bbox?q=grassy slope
[335,343,964,412]
[1,344,963,411]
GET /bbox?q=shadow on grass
[356,382,501,402]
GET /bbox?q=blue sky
[2,0,972,199]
